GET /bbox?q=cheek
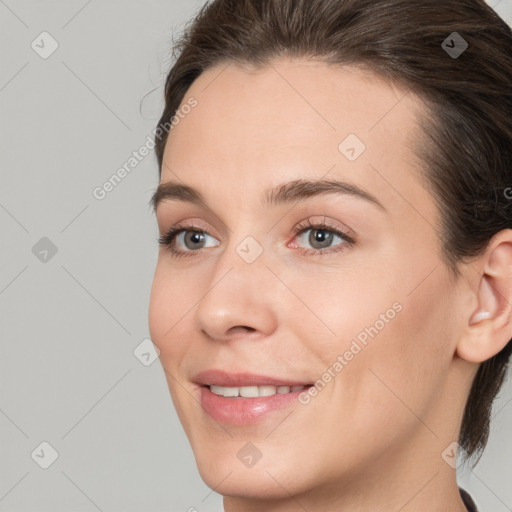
[148,264,191,364]
[394,271,457,370]
[349,271,457,426]
[148,265,197,425]
[311,263,457,444]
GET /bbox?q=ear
[456,229,512,363]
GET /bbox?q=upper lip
[194,369,312,387]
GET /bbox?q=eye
[289,218,355,256]
[157,222,219,259]
[157,218,355,259]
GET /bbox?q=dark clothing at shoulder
[459,487,478,512]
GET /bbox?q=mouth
[208,384,308,398]
[193,370,314,425]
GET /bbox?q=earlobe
[456,230,512,363]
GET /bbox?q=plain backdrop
[1,1,511,511]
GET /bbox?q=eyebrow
[149,178,386,213]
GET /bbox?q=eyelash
[157,219,355,259]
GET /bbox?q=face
[148,58,468,501]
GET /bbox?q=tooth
[223,386,239,397]
[210,385,224,396]
[240,386,259,397]
[209,384,303,397]
[259,385,277,396]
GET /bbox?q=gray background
[0,1,511,510]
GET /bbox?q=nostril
[228,326,255,335]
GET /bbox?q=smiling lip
[194,369,312,426]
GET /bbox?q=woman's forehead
[160,58,433,222]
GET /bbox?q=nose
[193,241,279,342]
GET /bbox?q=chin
[196,460,308,501]
[187,435,327,502]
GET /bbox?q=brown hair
[154,0,512,466]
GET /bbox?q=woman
[148,0,512,510]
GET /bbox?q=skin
[148,58,512,511]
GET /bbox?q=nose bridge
[211,220,269,284]
[192,229,277,340]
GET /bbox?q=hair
[154,0,512,466]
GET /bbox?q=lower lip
[199,386,310,425]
